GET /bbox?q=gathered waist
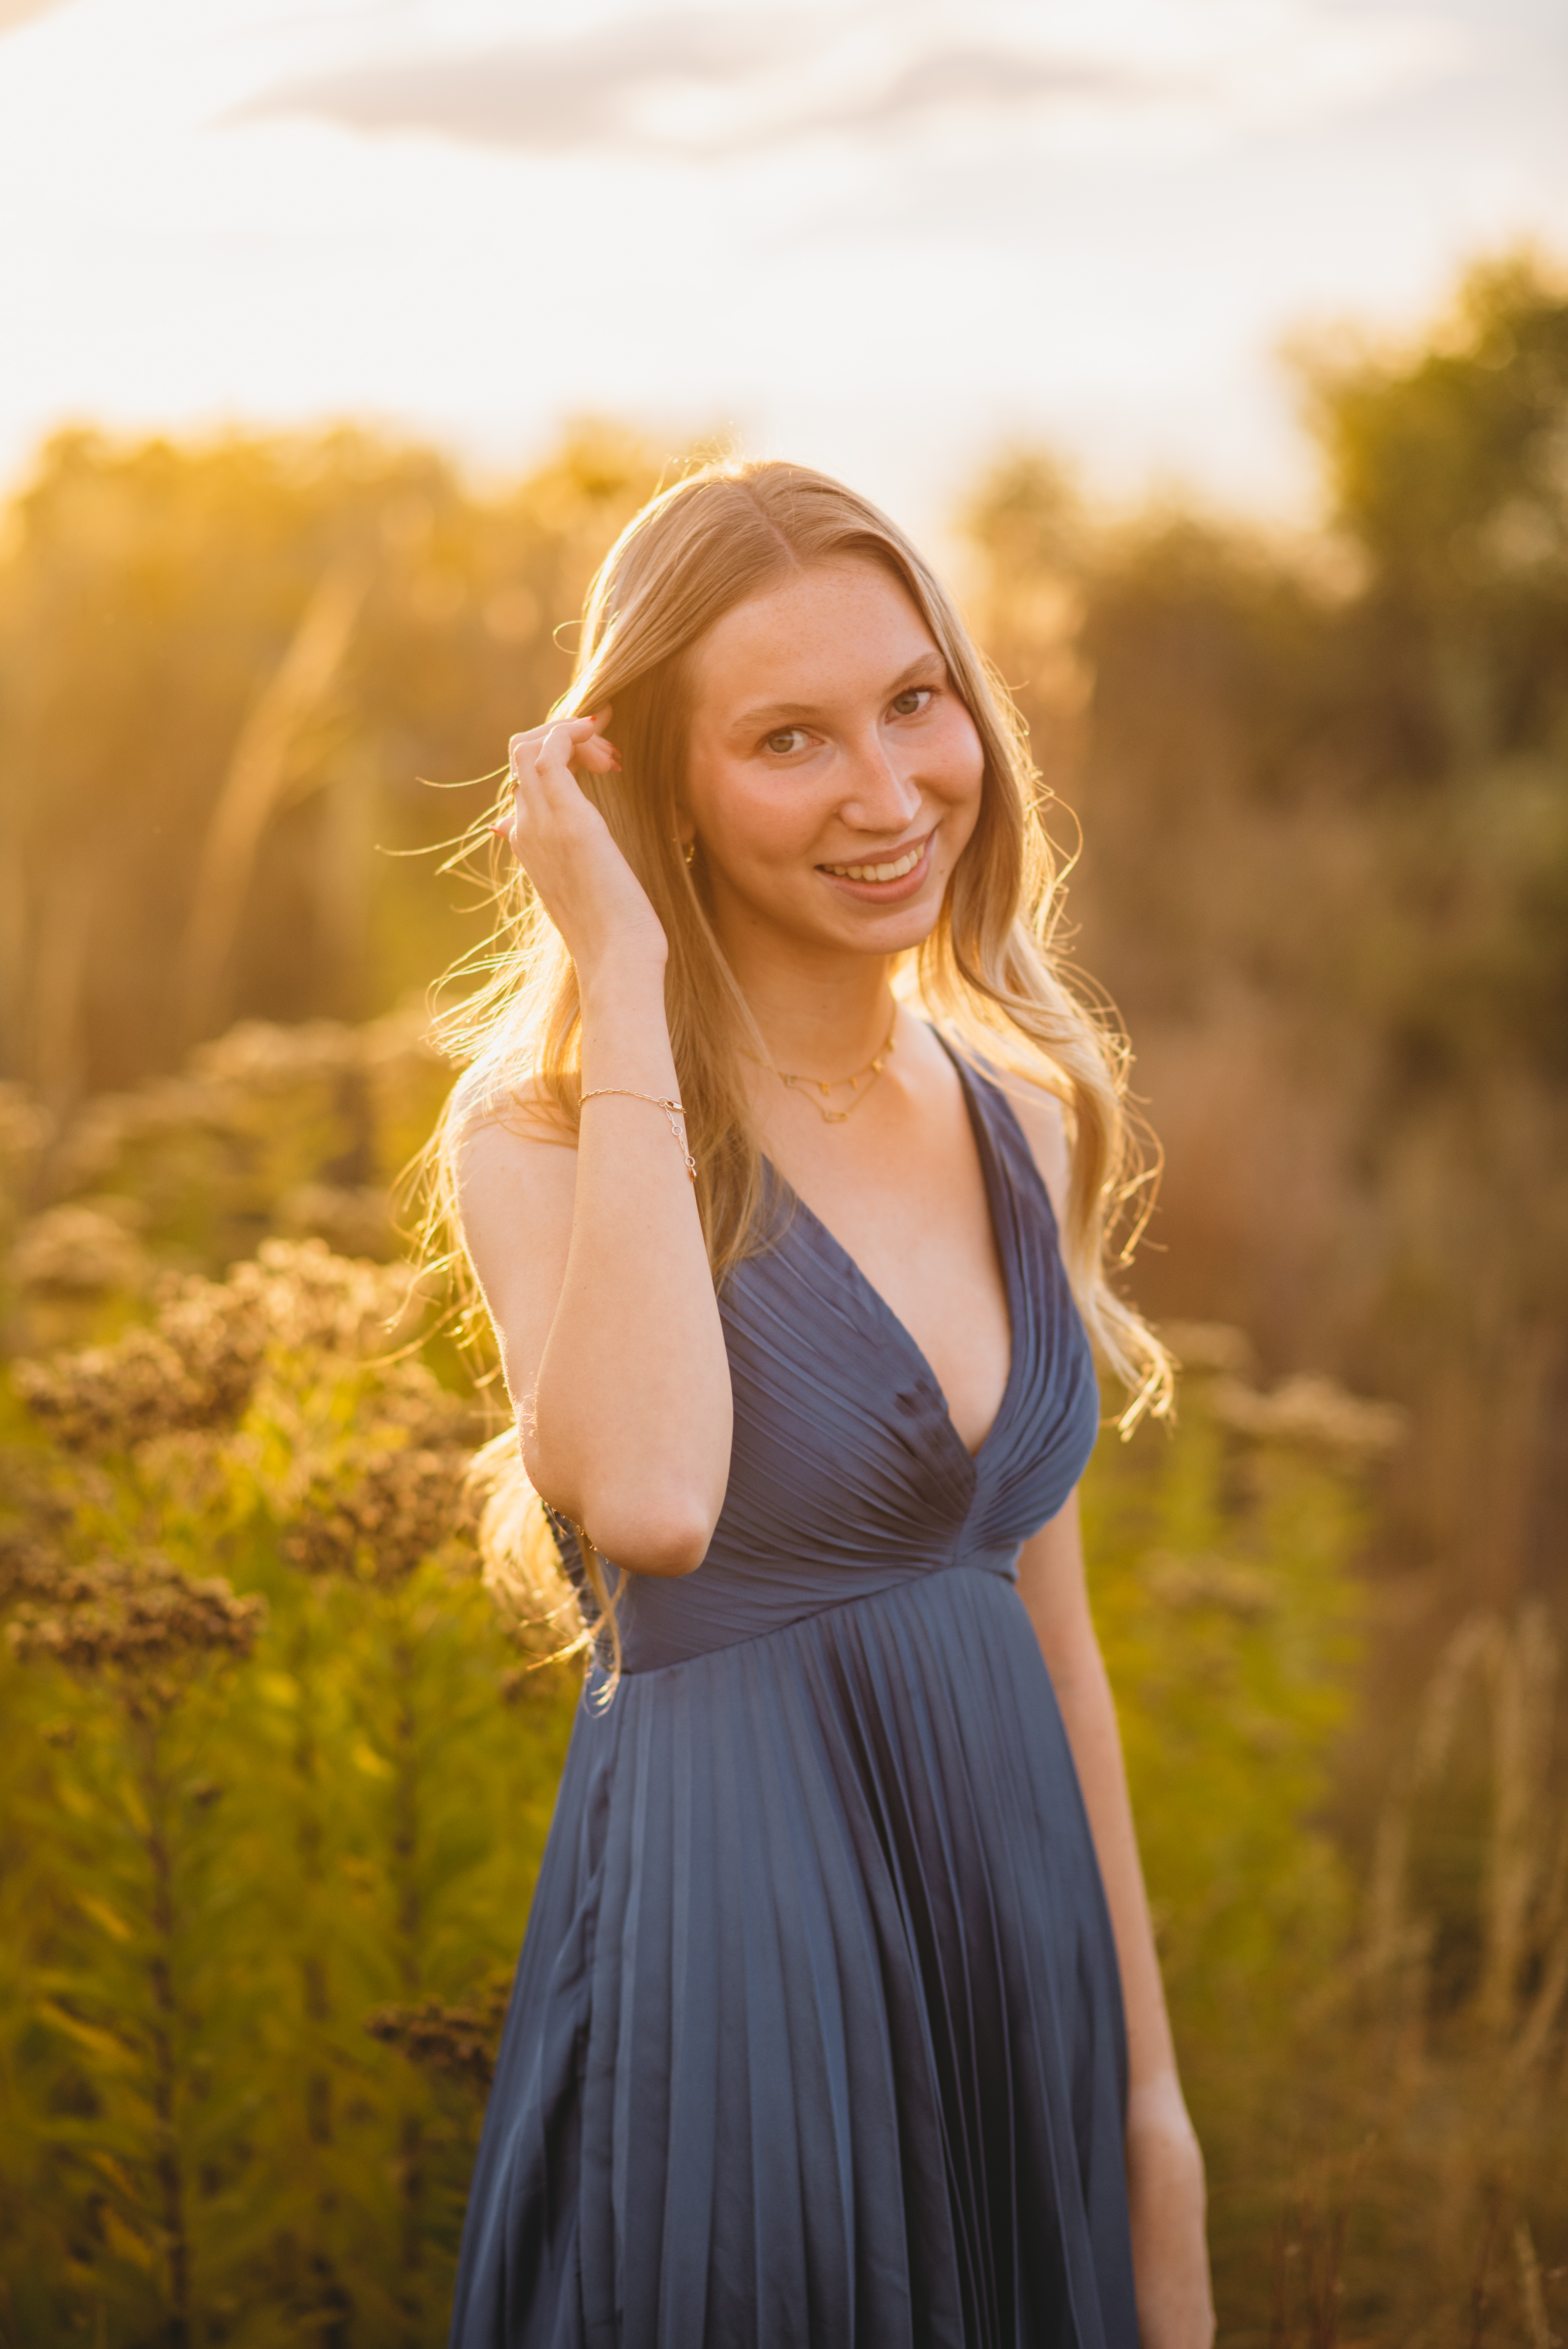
[604,1545,1024,1678]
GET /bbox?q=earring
[675,837,696,867]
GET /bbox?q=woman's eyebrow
[730,652,946,735]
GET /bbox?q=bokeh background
[2,3,1566,2343]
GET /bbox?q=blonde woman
[440,462,1213,2348]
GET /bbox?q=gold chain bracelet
[579,1089,697,1182]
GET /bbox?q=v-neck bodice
[551,1048,1100,1676]
[763,1034,1021,1467]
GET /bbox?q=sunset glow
[2,0,1565,529]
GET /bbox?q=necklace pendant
[769,1010,897,1121]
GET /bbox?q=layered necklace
[769,1010,898,1125]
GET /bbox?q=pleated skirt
[448,1565,1139,2349]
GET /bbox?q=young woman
[437,461,1214,2348]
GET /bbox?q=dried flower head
[132,1428,232,1517]
[241,1237,417,1361]
[8,1549,265,1675]
[283,1441,472,1585]
[9,1202,150,1296]
[364,1973,511,2092]
[0,1527,69,1612]
[52,1007,446,1212]
[13,1319,258,1452]
[1211,1372,1407,1456]
[14,1237,422,1453]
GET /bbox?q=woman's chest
[766,1116,1014,1459]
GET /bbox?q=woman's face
[681,555,986,965]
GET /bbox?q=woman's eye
[890,688,933,718]
[763,727,809,756]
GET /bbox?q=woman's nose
[839,730,920,831]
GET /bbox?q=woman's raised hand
[494,708,668,986]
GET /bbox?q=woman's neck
[726,941,899,1086]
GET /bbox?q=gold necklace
[773,1014,897,1124]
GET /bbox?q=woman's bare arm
[456,715,732,1574]
[1017,1495,1214,2348]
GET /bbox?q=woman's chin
[815,893,946,960]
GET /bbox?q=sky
[1,0,1565,543]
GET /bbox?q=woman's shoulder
[446,1075,580,1319]
[449,1070,578,1239]
[450,1064,577,1157]
[1000,1080,1071,1229]
[938,1034,1070,1228]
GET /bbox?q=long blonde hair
[422,457,1169,1668]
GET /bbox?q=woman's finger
[508,714,596,775]
[510,713,598,750]
[535,720,603,793]
[506,708,616,784]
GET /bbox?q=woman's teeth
[821,843,924,884]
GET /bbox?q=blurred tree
[962,252,1568,1629]
[0,422,665,1113]
[1301,250,1568,773]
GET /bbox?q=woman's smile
[815,828,934,900]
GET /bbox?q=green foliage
[0,1224,577,2345]
[1082,1347,1568,2344]
[1081,1339,1372,2334]
[1084,1358,1365,2031]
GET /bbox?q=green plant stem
[290,1614,333,2150]
[130,1698,191,2349]
[390,1614,423,2341]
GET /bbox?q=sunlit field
[2,254,1565,2346]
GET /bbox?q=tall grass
[0,1018,1563,2345]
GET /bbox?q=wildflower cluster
[12,1237,418,1452]
[8,1200,149,1295]
[8,1548,265,1676]
[364,1974,511,2092]
[0,1523,69,1612]
[1209,1372,1406,1455]
[47,1007,448,1270]
[283,1436,473,1586]
[1164,1322,1408,1456]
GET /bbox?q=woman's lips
[816,832,934,902]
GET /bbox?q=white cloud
[0,0,1557,536]
[233,0,1463,162]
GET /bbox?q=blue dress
[449,1046,1139,2347]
